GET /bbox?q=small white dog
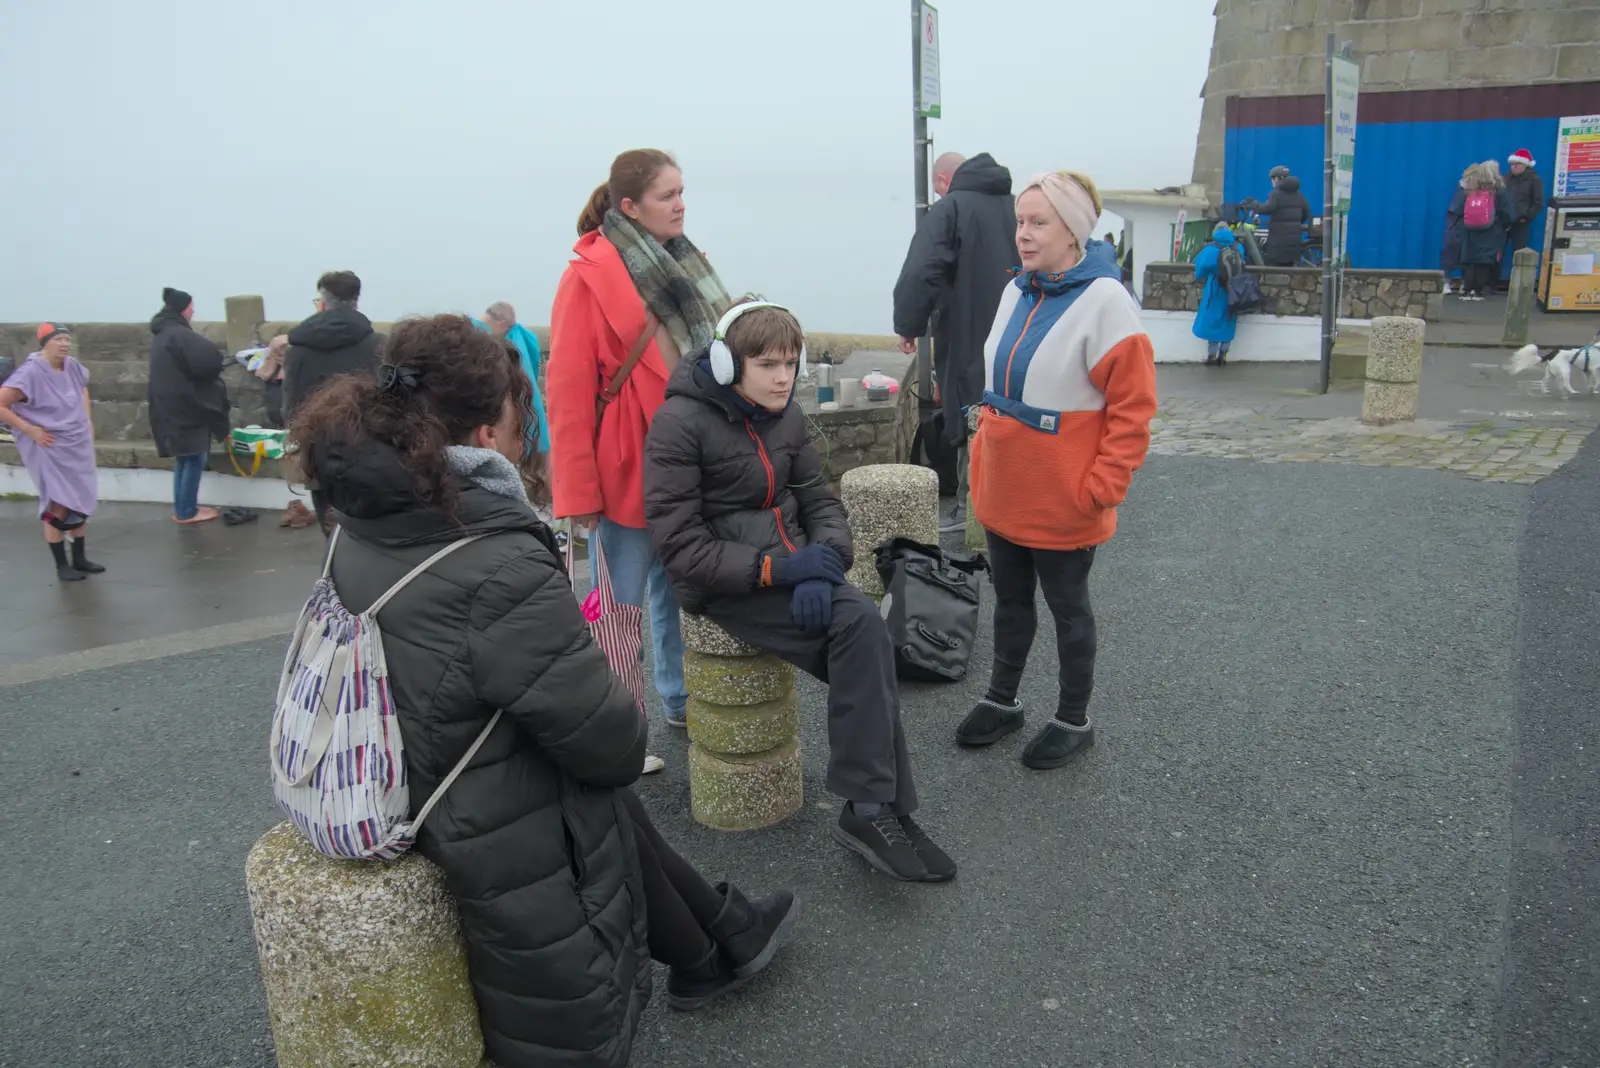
[1509,342,1600,395]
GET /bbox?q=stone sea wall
[1140,263,1442,320]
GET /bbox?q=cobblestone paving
[1150,399,1593,484]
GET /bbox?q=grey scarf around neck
[445,446,528,503]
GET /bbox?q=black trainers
[708,882,800,980]
[1020,717,1095,769]
[956,698,1024,747]
[831,804,927,881]
[898,815,956,883]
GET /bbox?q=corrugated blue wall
[1223,118,1559,272]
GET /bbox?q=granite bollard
[681,614,803,831]
[1362,315,1425,426]
[245,822,486,1068]
[839,464,940,597]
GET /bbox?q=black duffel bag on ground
[874,537,989,682]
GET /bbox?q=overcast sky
[0,0,1213,333]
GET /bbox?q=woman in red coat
[547,149,733,737]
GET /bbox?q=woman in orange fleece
[958,170,1157,769]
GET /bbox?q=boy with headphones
[643,298,955,884]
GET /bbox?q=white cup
[836,378,861,407]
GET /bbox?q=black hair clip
[377,364,422,393]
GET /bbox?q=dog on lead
[1508,342,1600,395]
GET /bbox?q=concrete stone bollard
[1362,316,1426,426]
[245,822,487,1068]
[1503,247,1538,347]
[839,464,940,597]
[681,613,803,831]
[224,295,267,357]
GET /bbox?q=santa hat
[1508,149,1535,167]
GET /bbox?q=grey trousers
[702,583,918,813]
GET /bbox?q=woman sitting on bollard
[0,322,105,581]
[958,170,1157,769]
[642,298,956,884]
[289,314,796,1068]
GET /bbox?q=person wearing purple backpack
[0,323,104,581]
[1448,162,1513,301]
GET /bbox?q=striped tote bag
[270,528,503,860]
[571,530,649,720]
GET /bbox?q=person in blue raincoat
[1192,224,1246,365]
[473,301,550,455]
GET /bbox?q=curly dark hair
[288,314,547,519]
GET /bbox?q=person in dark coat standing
[893,151,1018,533]
[1447,161,1514,300]
[1504,148,1546,278]
[147,287,229,524]
[289,314,796,1068]
[284,270,383,532]
[1245,169,1312,267]
[644,300,955,885]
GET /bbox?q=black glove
[790,579,833,632]
[769,543,845,586]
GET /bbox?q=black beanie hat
[162,287,193,313]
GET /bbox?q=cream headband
[1024,172,1099,250]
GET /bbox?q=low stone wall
[1141,263,1443,320]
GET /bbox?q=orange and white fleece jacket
[969,253,1157,551]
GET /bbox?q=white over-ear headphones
[708,300,808,386]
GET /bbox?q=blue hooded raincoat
[1191,228,1245,345]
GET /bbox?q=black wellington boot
[707,882,800,980]
[70,537,105,575]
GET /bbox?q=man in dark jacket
[893,152,1018,532]
[147,287,229,524]
[284,270,383,530]
[644,301,955,884]
[1504,148,1547,278]
[1245,168,1312,267]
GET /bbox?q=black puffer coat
[1259,176,1312,267]
[147,310,230,457]
[312,439,650,1068]
[642,359,853,613]
[283,307,383,420]
[893,153,1019,446]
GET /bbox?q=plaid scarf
[602,208,731,359]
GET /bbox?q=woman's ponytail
[577,182,610,236]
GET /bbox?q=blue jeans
[591,518,687,720]
[173,453,207,520]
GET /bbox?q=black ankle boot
[70,537,105,575]
[707,882,799,980]
[666,945,742,1012]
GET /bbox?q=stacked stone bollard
[245,822,489,1068]
[1361,315,1426,426]
[682,612,803,830]
[839,463,941,597]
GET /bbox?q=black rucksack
[1217,244,1245,285]
[874,538,989,682]
[1218,244,1263,314]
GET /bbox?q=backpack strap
[407,709,504,836]
[321,526,342,578]
[362,533,490,618]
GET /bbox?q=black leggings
[619,789,722,969]
[985,531,1097,723]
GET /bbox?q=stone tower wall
[1193,0,1600,201]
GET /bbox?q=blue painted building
[1222,82,1600,273]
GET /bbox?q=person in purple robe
[0,322,104,581]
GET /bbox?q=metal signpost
[1320,36,1358,394]
[912,1,939,410]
